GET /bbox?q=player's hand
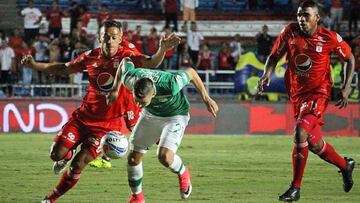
[257,76,271,95]
[106,91,118,105]
[20,55,35,67]
[204,97,219,117]
[335,86,351,109]
[159,33,181,51]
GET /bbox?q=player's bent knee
[50,150,67,161]
[127,151,142,166]
[157,152,172,167]
[294,126,308,143]
[309,140,324,154]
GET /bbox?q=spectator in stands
[349,0,360,34]
[146,27,159,56]
[161,0,178,32]
[230,34,243,63]
[256,25,273,63]
[47,0,65,39]
[59,36,72,63]
[19,41,35,96]
[0,30,5,46]
[0,41,16,96]
[8,29,24,60]
[122,21,133,42]
[330,0,343,32]
[186,21,203,66]
[162,27,175,69]
[19,0,43,43]
[79,5,92,38]
[68,1,81,35]
[33,34,49,84]
[180,0,199,29]
[196,43,213,71]
[217,42,234,93]
[178,41,191,69]
[97,3,112,27]
[48,38,60,63]
[321,10,333,30]
[131,25,144,53]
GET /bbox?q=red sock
[47,168,81,202]
[291,142,309,189]
[318,142,346,170]
[63,150,73,161]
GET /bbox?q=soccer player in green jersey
[107,57,218,203]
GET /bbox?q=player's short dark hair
[134,78,154,99]
[299,0,319,9]
[101,20,122,31]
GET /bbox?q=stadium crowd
[0,0,359,101]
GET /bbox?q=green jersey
[122,62,191,117]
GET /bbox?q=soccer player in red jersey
[258,1,356,202]
[21,20,180,203]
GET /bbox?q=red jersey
[67,40,143,129]
[271,23,352,103]
[97,11,112,26]
[131,33,144,53]
[47,8,63,28]
[198,50,212,70]
[218,50,232,69]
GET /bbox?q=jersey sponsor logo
[67,132,76,143]
[316,45,322,52]
[128,43,135,49]
[295,54,312,72]
[97,72,114,91]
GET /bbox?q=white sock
[127,162,143,194]
[169,154,185,175]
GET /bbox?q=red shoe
[128,192,145,203]
[178,167,192,199]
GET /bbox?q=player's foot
[52,149,76,174]
[128,192,145,203]
[88,158,112,168]
[279,187,300,202]
[339,157,355,192]
[178,167,192,199]
[41,196,53,203]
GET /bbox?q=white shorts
[130,109,190,154]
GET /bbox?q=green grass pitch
[0,134,359,203]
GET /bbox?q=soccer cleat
[41,196,53,203]
[88,158,112,168]
[128,192,145,203]
[52,149,76,174]
[178,167,192,199]
[279,187,300,202]
[339,157,355,192]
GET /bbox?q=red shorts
[293,95,329,145]
[54,117,114,158]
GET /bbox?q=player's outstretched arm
[106,57,131,105]
[21,55,72,75]
[185,67,219,117]
[140,33,181,68]
[335,53,355,109]
[258,54,278,94]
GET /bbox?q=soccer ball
[102,131,128,159]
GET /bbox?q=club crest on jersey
[295,54,312,72]
[97,72,114,91]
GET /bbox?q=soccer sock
[47,167,81,202]
[128,162,143,194]
[102,154,110,161]
[291,142,309,189]
[318,142,347,170]
[169,154,186,175]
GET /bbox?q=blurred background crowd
[0,0,359,102]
